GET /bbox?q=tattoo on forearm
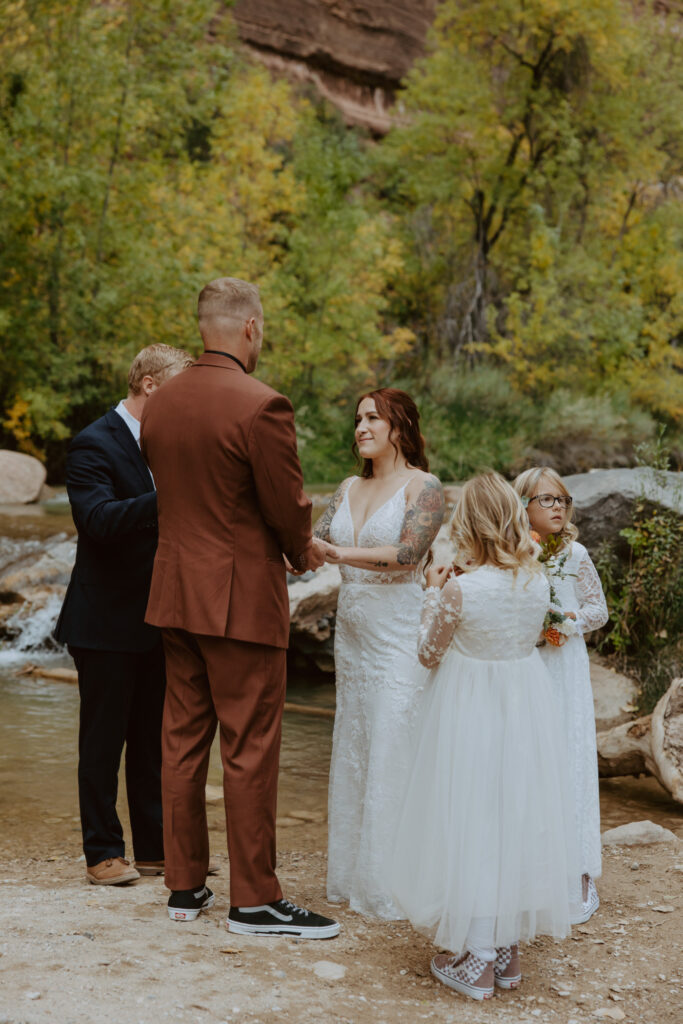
[397,477,445,566]
[372,560,389,568]
[313,484,344,542]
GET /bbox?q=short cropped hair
[128,344,194,396]
[197,277,261,324]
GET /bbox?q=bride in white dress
[314,388,444,919]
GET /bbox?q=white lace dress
[538,541,609,884]
[391,566,579,953]
[326,478,430,919]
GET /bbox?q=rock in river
[0,451,46,504]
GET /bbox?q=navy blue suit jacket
[55,408,159,652]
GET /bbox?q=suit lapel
[104,409,155,493]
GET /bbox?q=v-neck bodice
[329,476,421,585]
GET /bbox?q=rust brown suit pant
[161,628,286,906]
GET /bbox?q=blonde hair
[127,344,194,396]
[450,472,541,574]
[197,277,261,326]
[513,467,578,547]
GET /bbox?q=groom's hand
[288,538,328,574]
[309,537,328,570]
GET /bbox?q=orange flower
[530,530,542,544]
[544,627,568,647]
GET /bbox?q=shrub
[596,430,683,712]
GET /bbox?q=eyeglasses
[529,494,573,509]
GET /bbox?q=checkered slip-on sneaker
[570,876,600,925]
[494,944,522,989]
[430,952,494,1000]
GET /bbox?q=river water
[0,503,681,863]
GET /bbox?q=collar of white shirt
[114,399,141,445]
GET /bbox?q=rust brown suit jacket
[140,351,312,648]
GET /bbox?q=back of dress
[394,561,578,954]
[452,566,549,661]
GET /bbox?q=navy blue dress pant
[70,643,166,866]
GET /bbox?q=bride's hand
[324,544,344,564]
[425,564,450,589]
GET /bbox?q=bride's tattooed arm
[313,482,347,542]
[397,476,446,565]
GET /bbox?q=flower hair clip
[520,495,530,509]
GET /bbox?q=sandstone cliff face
[233,0,435,133]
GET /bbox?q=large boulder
[0,538,76,597]
[288,563,341,672]
[0,451,47,504]
[563,468,682,557]
[589,653,639,732]
[0,534,75,648]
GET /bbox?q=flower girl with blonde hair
[392,472,578,1002]
[514,466,608,924]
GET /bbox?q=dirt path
[2,829,681,1024]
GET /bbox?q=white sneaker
[570,877,599,925]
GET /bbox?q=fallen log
[17,663,77,683]
[597,677,683,805]
[283,702,335,719]
[17,662,336,718]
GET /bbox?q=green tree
[0,2,411,475]
[0,0,237,456]
[383,0,683,423]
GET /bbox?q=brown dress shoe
[134,858,220,877]
[86,857,140,885]
[134,860,165,876]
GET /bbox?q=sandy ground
[1,826,682,1024]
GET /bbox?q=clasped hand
[285,537,336,576]
[425,563,450,589]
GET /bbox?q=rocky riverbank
[1,829,681,1024]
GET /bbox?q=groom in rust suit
[140,277,339,937]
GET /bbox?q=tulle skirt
[391,646,579,952]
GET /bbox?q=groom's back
[140,352,310,647]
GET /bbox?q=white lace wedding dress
[326,477,429,919]
[538,541,609,885]
[391,566,579,953]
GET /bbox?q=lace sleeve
[575,553,609,633]
[417,577,463,668]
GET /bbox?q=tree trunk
[597,677,683,806]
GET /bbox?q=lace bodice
[418,566,550,667]
[543,541,608,634]
[329,477,422,585]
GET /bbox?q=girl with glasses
[514,467,608,925]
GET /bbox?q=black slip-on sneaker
[227,898,339,939]
[168,885,215,921]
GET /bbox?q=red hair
[353,388,429,478]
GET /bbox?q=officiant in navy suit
[55,344,193,885]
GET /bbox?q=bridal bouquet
[531,531,577,646]
[542,607,577,647]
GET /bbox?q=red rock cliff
[233,0,435,133]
